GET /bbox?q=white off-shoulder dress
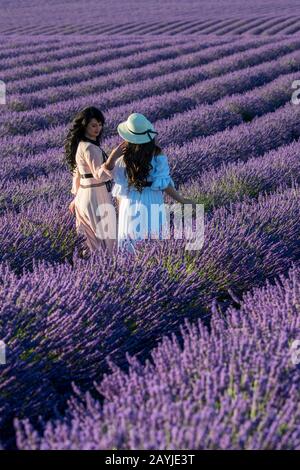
[109,153,175,253]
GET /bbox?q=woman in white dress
[102,113,196,252]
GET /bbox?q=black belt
[79,182,108,188]
[80,173,94,179]
[80,173,152,187]
[79,173,113,192]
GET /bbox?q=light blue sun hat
[117,113,158,144]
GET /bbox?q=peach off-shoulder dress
[71,140,116,254]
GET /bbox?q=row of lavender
[1,43,299,160]
[1,95,299,216]
[1,182,300,447]
[1,36,299,135]
[1,33,300,449]
[1,50,300,272]
[1,45,299,179]
[1,138,300,219]
[14,262,300,449]
[1,37,274,102]
[2,34,297,268]
[3,19,300,37]
[1,0,300,29]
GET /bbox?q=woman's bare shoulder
[153,153,167,163]
[153,152,166,158]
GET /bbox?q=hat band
[126,125,158,141]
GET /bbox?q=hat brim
[117,122,157,144]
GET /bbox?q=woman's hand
[105,142,127,170]
[69,199,76,215]
[109,142,127,160]
[164,185,197,205]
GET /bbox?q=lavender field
[1,0,300,451]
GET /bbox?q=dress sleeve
[71,167,80,196]
[111,158,129,198]
[85,144,113,182]
[151,154,175,190]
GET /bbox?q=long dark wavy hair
[123,139,162,192]
[64,106,105,174]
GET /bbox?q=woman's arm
[69,199,76,215]
[103,142,127,170]
[163,183,196,205]
[71,167,80,196]
[69,168,79,215]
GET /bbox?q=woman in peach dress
[65,106,125,257]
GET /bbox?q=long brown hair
[64,106,105,174]
[123,139,162,192]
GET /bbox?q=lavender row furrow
[0,37,141,71]
[1,184,300,446]
[0,70,297,208]
[2,44,299,137]
[4,115,299,219]
[0,37,212,83]
[4,35,249,98]
[163,102,300,185]
[179,140,300,211]
[5,36,273,110]
[14,262,300,449]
